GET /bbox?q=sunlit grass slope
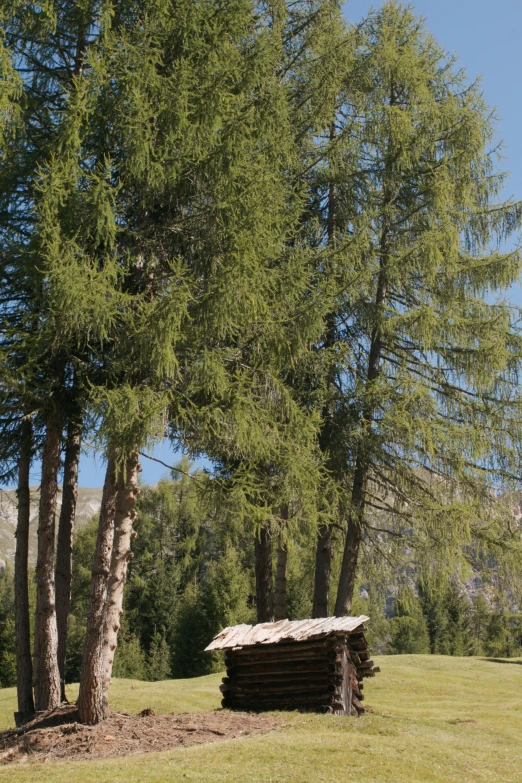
[1,655,521,783]
[0,672,223,732]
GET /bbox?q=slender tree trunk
[312,143,338,620]
[255,522,274,623]
[312,524,332,618]
[33,406,63,712]
[55,412,82,701]
[77,454,117,725]
[334,81,396,615]
[98,451,140,717]
[333,319,382,615]
[334,461,367,615]
[14,417,35,726]
[54,35,88,697]
[274,532,288,621]
[334,121,393,615]
[334,513,363,616]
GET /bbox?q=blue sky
[344,0,522,228]
[74,439,185,488]
[19,0,522,489]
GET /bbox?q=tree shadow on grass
[481,658,522,665]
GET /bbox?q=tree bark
[14,416,35,726]
[334,510,364,616]
[98,451,140,717]
[334,459,368,615]
[33,406,63,712]
[255,521,274,623]
[77,454,117,725]
[274,531,288,622]
[333,326,381,615]
[333,280,387,614]
[312,524,333,618]
[55,411,82,701]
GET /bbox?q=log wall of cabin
[220,633,378,716]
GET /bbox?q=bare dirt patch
[0,705,281,765]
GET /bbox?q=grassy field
[1,655,521,782]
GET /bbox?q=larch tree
[268,2,361,618]
[199,0,355,624]
[0,0,105,712]
[0,1,37,724]
[68,0,334,722]
[321,2,522,615]
[4,0,522,730]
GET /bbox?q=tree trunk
[333,241,386,616]
[77,454,117,725]
[255,522,274,623]
[334,512,363,616]
[98,451,140,717]
[33,406,63,712]
[312,524,332,618]
[313,144,337,620]
[55,412,82,701]
[333,283,386,615]
[274,532,288,621]
[335,198,389,617]
[14,417,35,726]
[333,113,392,615]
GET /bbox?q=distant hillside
[0,487,103,569]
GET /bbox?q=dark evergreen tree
[419,582,450,655]
[0,563,16,688]
[389,587,430,655]
[440,581,473,656]
[469,593,491,655]
[146,629,171,682]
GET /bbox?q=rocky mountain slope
[0,487,103,569]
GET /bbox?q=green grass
[1,655,521,782]
[0,673,223,732]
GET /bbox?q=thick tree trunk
[312,524,333,618]
[33,406,63,712]
[56,412,82,701]
[255,522,274,623]
[77,454,117,725]
[14,417,35,726]
[274,532,288,621]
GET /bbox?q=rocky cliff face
[0,487,103,567]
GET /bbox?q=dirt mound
[0,705,281,765]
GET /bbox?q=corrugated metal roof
[205,616,369,651]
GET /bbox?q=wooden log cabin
[205,617,380,716]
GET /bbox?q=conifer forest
[1,0,522,734]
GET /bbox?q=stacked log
[220,632,378,716]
